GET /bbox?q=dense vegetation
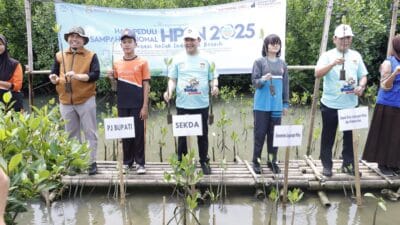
[0,0,395,98]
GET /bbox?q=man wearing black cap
[107,28,150,174]
[49,26,100,175]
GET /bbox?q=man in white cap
[315,24,368,177]
[163,27,219,175]
[49,26,100,175]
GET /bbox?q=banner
[55,0,286,76]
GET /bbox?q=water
[15,189,400,225]
[16,95,387,225]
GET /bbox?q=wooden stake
[118,140,125,205]
[163,196,166,225]
[306,0,334,154]
[282,146,290,205]
[387,0,399,57]
[24,0,34,110]
[352,132,362,206]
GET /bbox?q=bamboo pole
[24,0,34,110]
[387,0,399,57]
[304,155,325,183]
[163,196,166,225]
[306,0,334,154]
[282,146,290,205]
[360,160,394,184]
[352,132,362,205]
[318,191,331,207]
[118,141,126,205]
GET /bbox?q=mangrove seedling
[164,151,202,225]
[364,192,387,225]
[287,188,304,225]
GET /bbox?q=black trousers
[252,110,281,164]
[118,108,145,166]
[176,107,209,164]
[320,103,354,169]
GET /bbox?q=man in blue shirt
[164,27,219,175]
[315,24,368,177]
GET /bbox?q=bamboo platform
[61,158,400,190]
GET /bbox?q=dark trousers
[118,108,145,166]
[176,107,209,164]
[252,110,281,164]
[320,103,353,169]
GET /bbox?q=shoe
[392,167,400,176]
[322,167,332,177]
[341,165,362,177]
[253,163,261,174]
[137,165,146,174]
[123,164,132,174]
[267,162,281,174]
[88,162,97,175]
[200,162,211,175]
[379,165,395,176]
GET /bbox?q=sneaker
[322,167,332,177]
[267,162,281,174]
[341,165,362,177]
[88,162,97,175]
[253,163,261,174]
[379,165,395,176]
[137,165,146,174]
[200,162,211,175]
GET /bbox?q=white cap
[334,24,354,38]
[183,27,200,40]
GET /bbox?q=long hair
[261,34,282,57]
[392,35,400,60]
[0,34,18,81]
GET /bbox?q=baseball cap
[183,27,200,40]
[120,28,136,41]
[334,24,354,38]
[64,26,89,45]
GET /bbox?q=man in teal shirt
[315,24,368,177]
[164,27,219,175]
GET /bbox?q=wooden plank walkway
[61,159,400,190]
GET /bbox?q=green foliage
[0,100,90,224]
[164,151,203,224]
[0,0,394,98]
[287,188,304,204]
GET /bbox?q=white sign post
[104,117,135,139]
[338,106,369,206]
[273,125,303,205]
[172,114,203,137]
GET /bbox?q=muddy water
[15,190,400,225]
[18,96,392,225]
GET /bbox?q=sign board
[172,114,203,137]
[104,117,135,139]
[338,107,369,131]
[55,0,286,75]
[273,125,303,147]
